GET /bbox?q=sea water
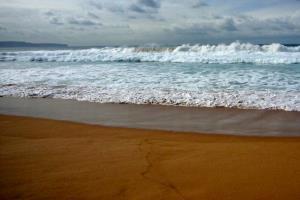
[0,42,300,111]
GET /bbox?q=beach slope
[1,114,300,200]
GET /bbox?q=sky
[0,0,300,46]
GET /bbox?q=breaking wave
[1,85,299,111]
[1,42,300,64]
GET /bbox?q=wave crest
[1,42,300,64]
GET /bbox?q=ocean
[1,42,300,111]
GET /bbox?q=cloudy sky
[0,0,300,46]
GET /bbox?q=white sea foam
[0,61,299,111]
[0,85,299,111]
[1,42,300,64]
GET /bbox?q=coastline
[1,1,300,199]
[1,97,299,136]
[1,114,300,200]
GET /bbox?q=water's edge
[1,97,299,136]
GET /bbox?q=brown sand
[0,114,300,200]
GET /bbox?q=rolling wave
[1,42,300,64]
[1,85,299,111]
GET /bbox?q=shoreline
[1,114,300,200]
[1,96,300,136]
[3,95,299,113]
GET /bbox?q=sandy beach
[1,114,300,200]
[1,1,300,199]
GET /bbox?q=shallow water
[1,97,300,136]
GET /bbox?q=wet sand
[1,97,300,136]
[1,114,300,200]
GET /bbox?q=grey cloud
[233,15,299,33]
[45,11,55,16]
[170,23,215,35]
[212,15,223,19]
[170,19,237,36]
[89,1,102,10]
[0,26,7,31]
[138,0,160,8]
[107,24,131,29]
[129,5,146,13]
[108,6,125,14]
[192,1,208,8]
[128,15,137,19]
[88,12,100,19]
[44,11,64,25]
[220,18,237,31]
[206,15,295,34]
[68,18,102,26]
[49,17,64,25]
[265,18,297,31]
[69,26,85,31]
[129,0,160,13]
[169,14,300,41]
[1,0,300,45]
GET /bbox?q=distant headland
[0,41,68,48]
